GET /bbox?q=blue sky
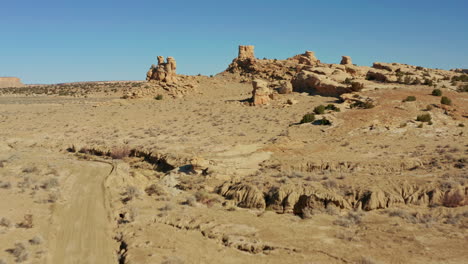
[1,0,467,84]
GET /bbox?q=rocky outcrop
[0,77,24,88]
[277,81,293,94]
[288,51,319,66]
[451,68,468,74]
[340,56,352,65]
[226,45,257,74]
[251,79,273,105]
[218,182,266,209]
[291,71,351,96]
[146,56,177,83]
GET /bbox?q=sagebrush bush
[154,94,163,100]
[313,105,325,114]
[441,96,452,105]
[316,117,332,126]
[350,101,375,109]
[300,113,315,124]
[403,96,416,102]
[325,104,340,112]
[416,113,431,123]
[431,89,442,96]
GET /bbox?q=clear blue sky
[1,0,467,84]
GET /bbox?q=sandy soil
[0,74,467,264]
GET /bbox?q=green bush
[154,94,163,100]
[416,113,432,123]
[425,79,434,86]
[313,105,326,115]
[452,74,468,82]
[316,117,331,126]
[426,104,433,111]
[458,85,468,93]
[403,96,416,102]
[350,101,375,109]
[431,89,442,96]
[325,104,340,112]
[441,96,452,105]
[300,113,315,124]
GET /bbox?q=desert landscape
[0,44,467,264]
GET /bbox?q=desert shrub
[440,96,452,105]
[458,84,468,92]
[0,217,12,228]
[442,191,467,207]
[0,182,11,189]
[424,78,434,86]
[459,123,465,127]
[110,146,131,159]
[16,214,33,229]
[350,101,375,109]
[41,178,59,190]
[123,186,141,201]
[300,113,315,124]
[417,123,424,128]
[343,78,352,84]
[425,104,433,111]
[316,117,332,126]
[431,89,442,96]
[325,104,340,112]
[403,96,416,102]
[313,105,326,114]
[451,74,468,82]
[29,235,44,245]
[416,113,431,123]
[333,212,363,227]
[350,82,364,92]
[145,184,166,196]
[154,94,163,100]
[194,191,220,207]
[10,242,28,262]
[412,78,421,85]
[403,76,413,84]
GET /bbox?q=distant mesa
[0,77,24,88]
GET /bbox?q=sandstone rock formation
[0,77,24,88]
[340,56,352,65]
[218,182,266,209]
[289,51,319,66]
[291,71,351,96]
[251,79,273,105]
[146,56,177,83]
[277,81,293,94]
[226,45,257,74]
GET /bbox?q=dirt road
[47,160,115,264]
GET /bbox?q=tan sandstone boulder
[291,71,351,96]
[251,79,272,105]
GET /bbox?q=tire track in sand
[47,160,115,264]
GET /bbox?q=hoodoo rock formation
[146,56,177,83]
[0,77,24,88]
[340,56,352,65]
[226,45,257,74]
